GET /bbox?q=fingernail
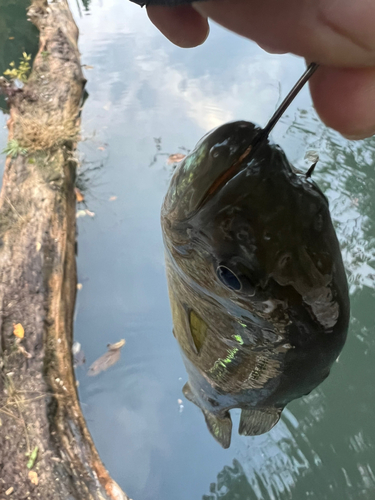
[257,42,288,55]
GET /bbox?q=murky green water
[1,1,375,499]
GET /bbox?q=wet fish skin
[161,121,350,448]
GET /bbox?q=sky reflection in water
[0,0,375,498]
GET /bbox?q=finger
[310,66,375,139]
[193,0,375,67]
[147,5,209,48]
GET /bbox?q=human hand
[146,0,375,139]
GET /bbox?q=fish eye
[216,265,242,291]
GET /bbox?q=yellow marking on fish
[189,309,208,353]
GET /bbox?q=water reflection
[0,7,371,500]
[64,0,375,498]
[203,414,314,500]
[0,0,39,111]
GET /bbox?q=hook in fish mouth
[194,63,319,213]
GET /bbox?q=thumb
[193,0,375,67]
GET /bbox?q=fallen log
[0,1,129,498]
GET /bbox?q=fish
[161,120,350,448]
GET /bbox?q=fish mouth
[196,124,270,213]
[196,143,253,212]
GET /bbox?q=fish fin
[306,161,317,178]
[203,410,232,449]
[239,408,281,436]
[182,383,232,448]
[182,382,200,406]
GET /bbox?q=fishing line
[252,62,319,148]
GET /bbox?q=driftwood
[0,1,129,498]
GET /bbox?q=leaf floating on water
[13,323,24,338]
[72,341,85,367]
[304,150,319,164]
[28,470,38,485]
[26,446,38,469]
[76,209,95,218]
[167,153,186,165]
[74,187,85,203]
[87,339,125,376]
[108,339,126,350]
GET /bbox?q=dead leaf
[18,345,32,359]
[72,341,85,367]
[76,209,95,219]
[5,487,14,495]
[109,196,117,201]
[13,323,24,339]
[108,339,125,350]
[305,150,319,163]
[88,339,125,376]
[167,153,186,165]
[74,187,85,203]
[28,471,38,485]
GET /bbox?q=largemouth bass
[161,120,350,448]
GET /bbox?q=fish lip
[196,143,253,212]
[193,125,272,215]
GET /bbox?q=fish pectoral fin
[239,408,282,436]
[203,410,232,449]
[182,382,200,406]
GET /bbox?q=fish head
[162,120,347,329]
[162,121,258,222]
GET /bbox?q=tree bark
[0,1,129,498]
